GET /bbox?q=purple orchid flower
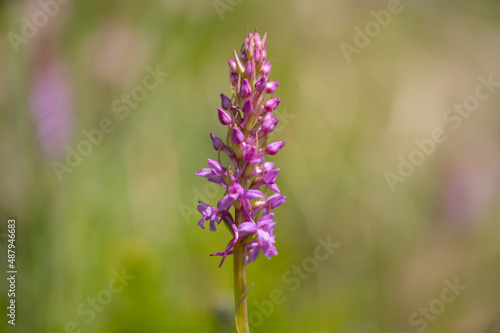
[197,202,219,231]
[194,29,287,332]
[194,29,286,271]
[238,214,278,262]
[217,183,266,211]
[194,159,227,186]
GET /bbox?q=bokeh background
[1,0,500,332]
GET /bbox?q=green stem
[234,208,249,333]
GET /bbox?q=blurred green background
[1,0,500,332]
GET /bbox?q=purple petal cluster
[195,30,286,266]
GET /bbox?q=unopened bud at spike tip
[254,48,261,63]
[255,36,262,50]
[246,35,254,60]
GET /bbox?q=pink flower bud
[221,94,231,110]
[255,76,267,92]
[265,140,285,155]
[228,59,237,73]
[264,97,280,112]
[231,127,245,145]
[210,133,223,150]
[244,61,252,78]
[230,73,239,86]
[254,48,261,63]
[217,108,232,126]
[260,61,271,75]
[265,81,279,94]
[242,98,254,115]
[240,79,252,97]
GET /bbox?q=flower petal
[197,217,206,229]
[209,217,217,232]
[206,174,225,185]
[258,213,275,223]
[246,245,260,263]
[228,183,244,200]
[238,222,257,235]
[249,157,265,165]
[217,195,234,211]
[268,183,280,193]
[207,159,224,176]
[242,145,257,160]
[262,244,278,259]
[263,168,280,184]
[243,189,266,200]
[197,201,212,214]
[256,162,275,175]
[195,168,212,177]
[267,194,286,209]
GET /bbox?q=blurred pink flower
[29,62,74,160]
[440,155,498,230]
